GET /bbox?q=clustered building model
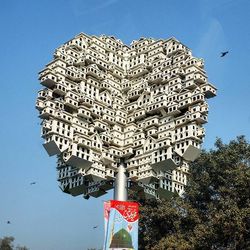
[36,33,216,199]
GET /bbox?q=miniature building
[36,33,216,199]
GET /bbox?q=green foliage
[137,136,250,250]
[15,246,29,250]
[0,237,14,250]
[0,237,29,250]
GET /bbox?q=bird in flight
[93,225,98,229]
[221,51,229,57]
[30,182,36,185]
[7,221,11,224]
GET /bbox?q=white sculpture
[36,33,216,199]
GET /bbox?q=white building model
[36,33,216,199]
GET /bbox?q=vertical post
[114,161,127,201]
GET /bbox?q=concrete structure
[36,33,216,199]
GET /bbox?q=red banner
[109,200,139,222]
[104,200,139,250]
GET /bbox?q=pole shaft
[114,162,127,201]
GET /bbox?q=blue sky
[0,0,250,249]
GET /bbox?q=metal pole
[114,161,127,201]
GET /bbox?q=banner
[104,200,139,250]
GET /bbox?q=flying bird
[93,225,98,229]
[30,182,36,185]
[7,221,11,224]
[220,51,229,57]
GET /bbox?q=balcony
[149,72,162,84]
[110,147,122,158]
[169,83,182,92]
[85,53,99,65]
[200,103,209,114]
[110,134,123,146]
[178,98,192,109]
[161,72,171,82]
[191,94,205,105]
[99,133,111,145]
[97,58,109,71]
[55,110,73,123]
[105,168,115,180]
[39,106,55,119]
[86,167,106,182]
[123,147,134,158]
[99,80,110,92]
[122,79,131,92]
[39,70,57,88]
[175,113,191,127]
[66,69,78,81]
[127,89,142,101]
[35,99,44,111]
[152,157,177,172]
[194,71,207,84]
[134,109,146,120]
[86,184,107,198]
[42,120,52,130]
[94,120,108,132]
[129,64,148,78]
[126,102,138,113]
[91,108,102,118]
[75,56,86,66]
[41,127,51,139]
[88,125,95,135]
[86,65,102,79]
[146,127,158,138]
[37,89,53,100]
[102,114,115,125]
[167,43,186,56]
[126,159,139,169]
[101,152,114,165]
[90,144,102,156]
[133,138,145,148]
[69,183,86,197]
[76,136,91,149]
[197,127,205,138]
[64,146,92,169]
[183,79,197,90]
[115,116,126,125]
[137,169,158,185]
[43,134,70,156]
[192,112,207,124]
[128,169,138,181]
[145,60,152,69]
[167,103,181,116]
[124,138,133,146]
[57,166,73,181]
[146,101,166,115]
[201,83,217,98]
[126,114,135,124]
[112,69,124,80]
[79,96,94,107]
[64,96,78,109]
[53,83,67,96]
[144,116,159,128]
[157,138,171,149]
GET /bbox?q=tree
[0,237,29,250]
[15,246,29,250]
[0,237,14,250]
[137,136,250,250]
